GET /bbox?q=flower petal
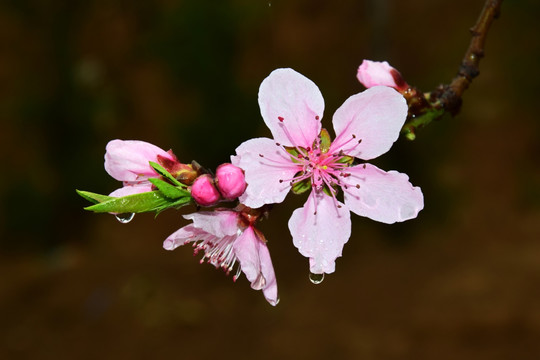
[163,224,205,250]
[258,240,279,306]
[184,210,239,237]
[232,137,299,208]
[258,68,324,148]
[343,163,424,224]
[108,182,153,197]
[234,227,279,305]
[289,191,351,274]
[330,86,407,160]
[104,139,173,181]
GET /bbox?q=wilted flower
[163,206,278,305]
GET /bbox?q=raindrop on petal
[115,213,135,224]
[251,273,266,290]
[309,272,324,284]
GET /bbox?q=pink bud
[191,175,221,206]
[357,60,408,91]
[215,163,247,200]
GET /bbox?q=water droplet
[274,296,280,305]
[309,272,324,284]
[115,213,135,224]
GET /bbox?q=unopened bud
[357,60,409,92]
[191,174,221,206]
[215,163,247,200]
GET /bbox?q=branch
[401,0,503,139]
[438,0,503,115]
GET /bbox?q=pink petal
[104,139,173,181]
[234,227,279,305]
[108,182,153,197]
[330,86,407,160]
[232,137,300,208]
[288,191,351,274]
[163,224,205,250]
[258,240,279,306]
[343,163,424,224]
[184,210,240,238]
[258,68,324,148]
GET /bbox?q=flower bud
[357,60,408,91]
[191,175,221,206]
[215,163,247,200]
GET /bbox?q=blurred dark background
[1,0,539,359]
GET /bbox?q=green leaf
[148,178,191,200]
[149,161,182,186]
[84,190,191,214]
[291,177,311,195]
[76,190,114,204]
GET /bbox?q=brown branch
[437,0,503,115]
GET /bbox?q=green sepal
[83,190,191,214]
[284,146,307,163]
[335,155,354,165]
[291,177,311,195]
[318,128,331,153]
[76,190,114,204]
[322,185,333,197]
[149,161,182,186]
[148,178,190,200]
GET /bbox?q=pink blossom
[163,207,278,305]
[357,60,409,91]
[215,163,247,200]
[104,139,180,197]
[232,68,423,275]
[191,174,221,206]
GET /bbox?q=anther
[315,115,320,120]
[352,134,356,138]
[362,164,366,169]
[279,179,283,183]
[276,142,280,146]
[356,184,360,189]
[259,154,264,157]
[358,139,362,143]
[278,116,284,122]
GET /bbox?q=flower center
[274,127,358,209]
